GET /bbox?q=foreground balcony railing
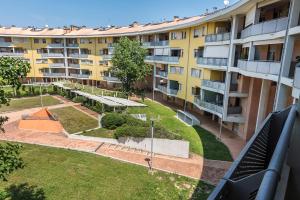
[197,57,228,67]
[43,72,66,77]
[208,105,297,200]
[69,74,90,78]
[156,71,168,78]
[49,63,65,68]
[237,59,281,75]
[41,53,64,58]
[143,40,169,47]
[145,56,180,64]
[156,85,178,96]
[201,80,225,93]
[241,17,288,39]
[194,97,223,115]
[0,52,24,57]
[205,32,231,43]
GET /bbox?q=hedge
[101,113,126,129]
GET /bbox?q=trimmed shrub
[114,125,149,139]
[72,96,87,104]
[101,113,126,130]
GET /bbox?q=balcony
[143,40,169,47]
[49,63,65,68]
[102,54,113,61]
[47,43,64,48]
[197,57,228,69]
[41,53,64,58]
[103,76,120,83]
[68,53,89,58]
[69,74,90,79]
[0,52,24,57]
[68,63,80,68]
[43,72,66,77]
[241,17,288,39]
[156,85,178,96]
[209,105,297,200]
[194,96,223,116]
[0,42,13,47]
[201,80,225,94]
[145,56,180,64]
[237,59,281,76]
[156,71,168,78]
[205,32,231,43]
[67,44,79,48]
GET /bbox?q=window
[34,38,39,44]
[81,59,93,65]
[42,39,46,44]
[171,31,186,40]
[169,66,184,74]
[192,87,200,95]
[99,61,109,66]
[191,68,201,78]
[98,38,107,44]
[80,38,92,44]
[194,29,200,38]
[194,47,204,58]
[201,26,206,36]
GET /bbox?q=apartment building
[0,0,299,142]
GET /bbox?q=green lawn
[0,96,61,113]
[49,106,99,134]
[80,128,115,138]
[128,100,232,161]
[0,143,214,200]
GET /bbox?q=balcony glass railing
[145,56,180,64]
[49,63,65,67]
[102,54,113,60]
[157,71,168,77]
[0,52,24,57]
[69,74,90,78]
[43,72,65,77]
[197,57,228,67]
[68,63,80,68]
[194,97,223,115]
[205,32,231,43]
[156,85,178,95]
[48,43,64,48]
[241,17,288,39]
[67,43,79,47]
[237,59,281,75]
[201,80,225,92]
[143,40,169,47]
[0,42,13,47]
[103,76,120,82]
[41,53,64,58]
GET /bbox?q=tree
[111,37,151,95]
[0,57,31,180]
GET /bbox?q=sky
[0,0,239,28]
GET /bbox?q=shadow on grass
[190,180,215,200]
[5,183,45,200]
[193,126,233,162]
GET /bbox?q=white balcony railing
[0,52,24,57]
[157,71,168,77]
[241,17,288,39]
[205,32,231,43]
[43,73,66,77]
[145,56,180,64]
[237,60,281,75]
[197,57,228,66]
[47,43,64,48]
[194,97,223,115]
[143,40,169,47]
[102,54,113,60]
[69,74,90,78]
[202,80,225,92]
[41,53,64,58]
[49,63,65,67]
[68,63,80,68]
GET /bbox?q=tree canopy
[111,37,151,95]
[0,56,31,180]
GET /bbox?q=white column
[248,42,255,61]
[256,80,271,131]
[289,0,300,28]
[275,84,289,111]
[63,38,68,78]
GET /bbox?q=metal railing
[237,59,281,75]
[197,57,228,67]
[201,80,225,92]
[145,56,180,64]
[205,32,231,43]
[143,40,169,47]
[49,63,65,67]
[194,97,223,114]
[241,17,288,39]
[208,105,297,200]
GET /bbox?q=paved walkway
[146,93,245,159]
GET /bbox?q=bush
[72,96,87,104]
[114,125,149,139]
[101,113,126,130]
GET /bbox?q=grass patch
[49,106,98,134]
[0,143,214,200]
[80,128,114,138]
[0,96,61,113]
[128,100,232,161]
